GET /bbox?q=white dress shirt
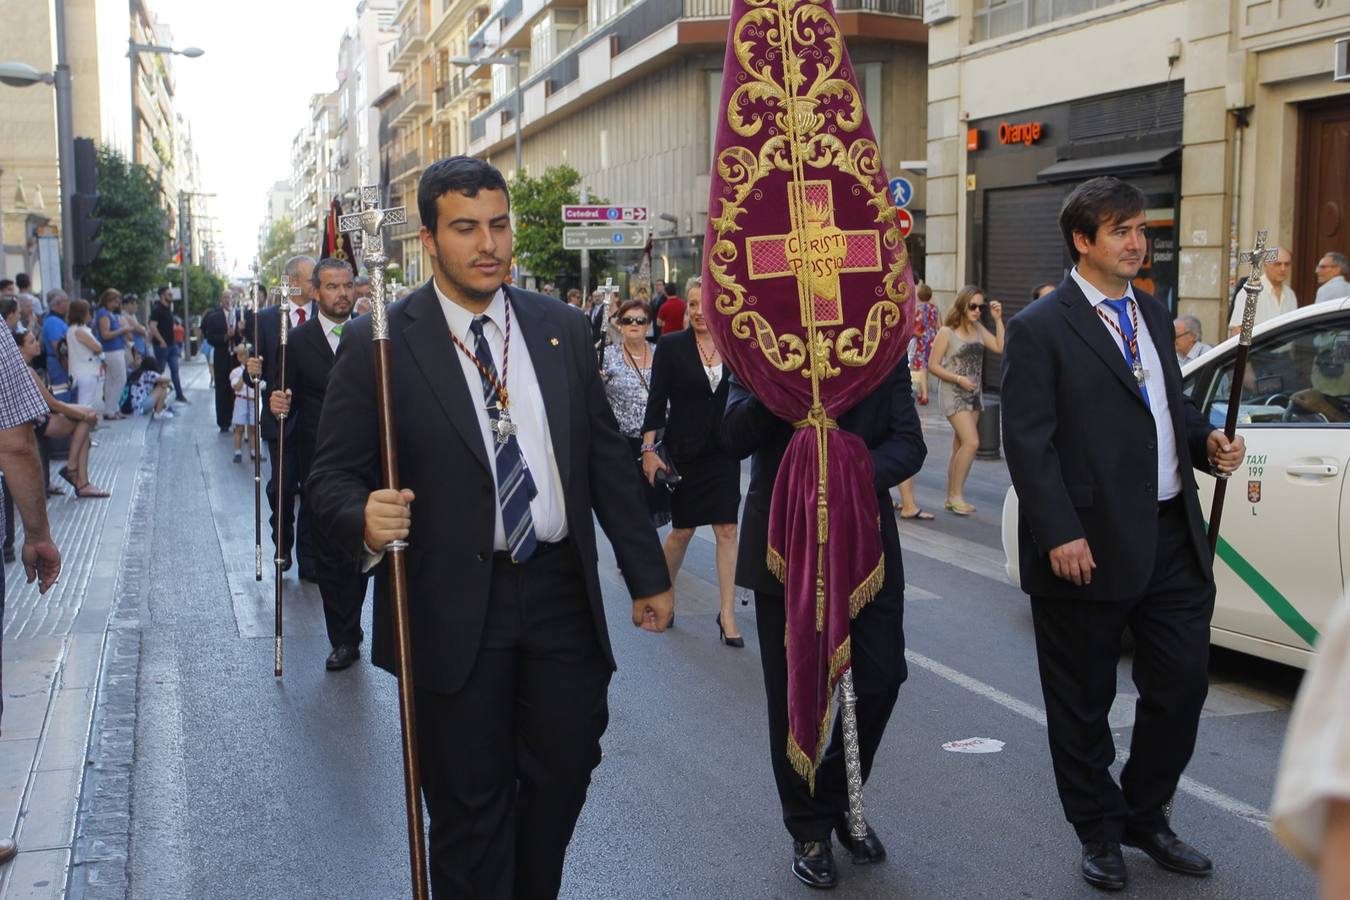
[435,281,568,549]
[316,310,347,354]
[1071,267,1182,501]
[1229,277,1296,330]
[288,300,316,330]
[1315,275,1350,305]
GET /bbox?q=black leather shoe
[1123,829,1213,877]
[325,644,359,671]
[1080,841,1126,891]
[282,552,293,573]
[792,840,837,889]
[834,819,886,864]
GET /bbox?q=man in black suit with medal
[306,157,673,899]
[248,256,320,580]
[267,258,367,671]
[1001,177,1246,891]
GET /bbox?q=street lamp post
[127,40,203,167]
[0,0,77,294]
[449,51,522,177]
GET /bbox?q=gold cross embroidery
[745,180,882,328]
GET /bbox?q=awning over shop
[1036,146,1181,183]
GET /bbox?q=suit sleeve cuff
[361,542,384,572]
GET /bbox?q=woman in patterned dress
[927,285,1003,515]
[895,282,940,520]
[601,298,671,528]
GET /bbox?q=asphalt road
[115,366,1315,899]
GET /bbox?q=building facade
[377,0,928,292]
[925,0,1350,343]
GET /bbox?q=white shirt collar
[1071,266,1137,308]
[432,279,507,341]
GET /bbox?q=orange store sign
[998,121,1044,146]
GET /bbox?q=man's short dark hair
[664,282,678,297]
[1058,177,1146,263]
[158,285,173,300]
[15,273,31,291]
[417,156,510,234]
[0,280,13,292]
[312,257,355,288]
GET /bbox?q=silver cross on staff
[1236,230,1279,348]
[275,281,302,347]
[339,185,407,341]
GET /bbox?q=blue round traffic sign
[606,208,619,220]
[612,232,624,244]
[889,177,913,209]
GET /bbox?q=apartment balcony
[389,81,432,127]
[389,9,430,73]
[390,149,424,183]
[387,219,422,243]
[681,0,920,14]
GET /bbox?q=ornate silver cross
[276,281,302,345]
[489,408,518,445]
[1236,230,1279,347]
[339,185,407,341]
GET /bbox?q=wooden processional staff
[338,188,429,900]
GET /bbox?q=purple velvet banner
[702,0,916,789]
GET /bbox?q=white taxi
[1001,296,1350,668]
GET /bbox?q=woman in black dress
[641,281,743,646]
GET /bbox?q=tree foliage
[258,216,296,287]
[82,145,169,298]
[510,165,610,288]
[163,264,224,318]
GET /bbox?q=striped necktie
[469,315,537,562]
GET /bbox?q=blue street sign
[889,177,914,208]
[606,207,619,220]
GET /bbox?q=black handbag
[651,438,682,490]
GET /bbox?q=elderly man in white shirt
[1229,246,1296,335]
[1314,252,1350,304]
[1173,315,1212,367]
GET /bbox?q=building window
[971,0,1120,43]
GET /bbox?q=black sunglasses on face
[619,316,648,326]
[969,304,986,310]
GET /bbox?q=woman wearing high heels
[928,285,1003,516]
[641,281,744,646]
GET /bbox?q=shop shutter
[981,184,1067,390]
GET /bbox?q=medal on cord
[450,303,518,446]
[1096,300,1149,387]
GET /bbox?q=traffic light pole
[53,0,78,295]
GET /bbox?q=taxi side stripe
[1211,532,1320,647]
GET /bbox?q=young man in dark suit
[306,157,673,899]
[1001,177,1246,891]
[247,257,320,580]
[721,363,926,889]
[267,258,367,671]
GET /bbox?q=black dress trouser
[414,541,611,899]
[265,435,312,571]
[317,567,366,650]
[1029,498,1215,844]
[211,340,234,429]
[755,584,907,842]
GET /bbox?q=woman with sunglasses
[928,284,1003,515]
[641,280,743,646]
[601,299,671,526]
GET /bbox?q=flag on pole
[321,197,357,272]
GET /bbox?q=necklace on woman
[696,334,721,391]
[623,342,649,370]
[695,334,718,366]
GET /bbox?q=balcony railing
[682,0,919,14]
[390,149,423,181]
[388,81,432,122]
[389,10,430,69]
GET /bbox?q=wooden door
[1295,98,1350,305]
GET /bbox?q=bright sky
[151,0,351,279]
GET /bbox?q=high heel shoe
[716,613,745,648]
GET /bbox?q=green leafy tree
[258,216,296,287]
[383,263,405,288]
[165,264,224,318]
[82,145,169,297]
[510,165,611,288]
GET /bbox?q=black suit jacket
[282,317,337,477]
[306,281,671,694]
[255,300,317,441]
[641,329,732,463]
[720,363,927,597]
[1000,276,1216,602]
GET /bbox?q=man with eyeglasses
[1314,252,1350,304]
[1229,246,1296,336]
[1173,315,1211,367]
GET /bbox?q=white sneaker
[152,409,174,421]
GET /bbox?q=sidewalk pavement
[0,359,204,899]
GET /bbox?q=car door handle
[1286,463,1339,477]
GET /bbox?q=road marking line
[905,649,1272,830]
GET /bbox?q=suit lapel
[508,287,571,487]
[400,285,492,475]
[1059,279,1148,407]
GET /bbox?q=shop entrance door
[1295,97,1350,305]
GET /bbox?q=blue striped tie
[469,316,537,563]
[1102,298,1151,409]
